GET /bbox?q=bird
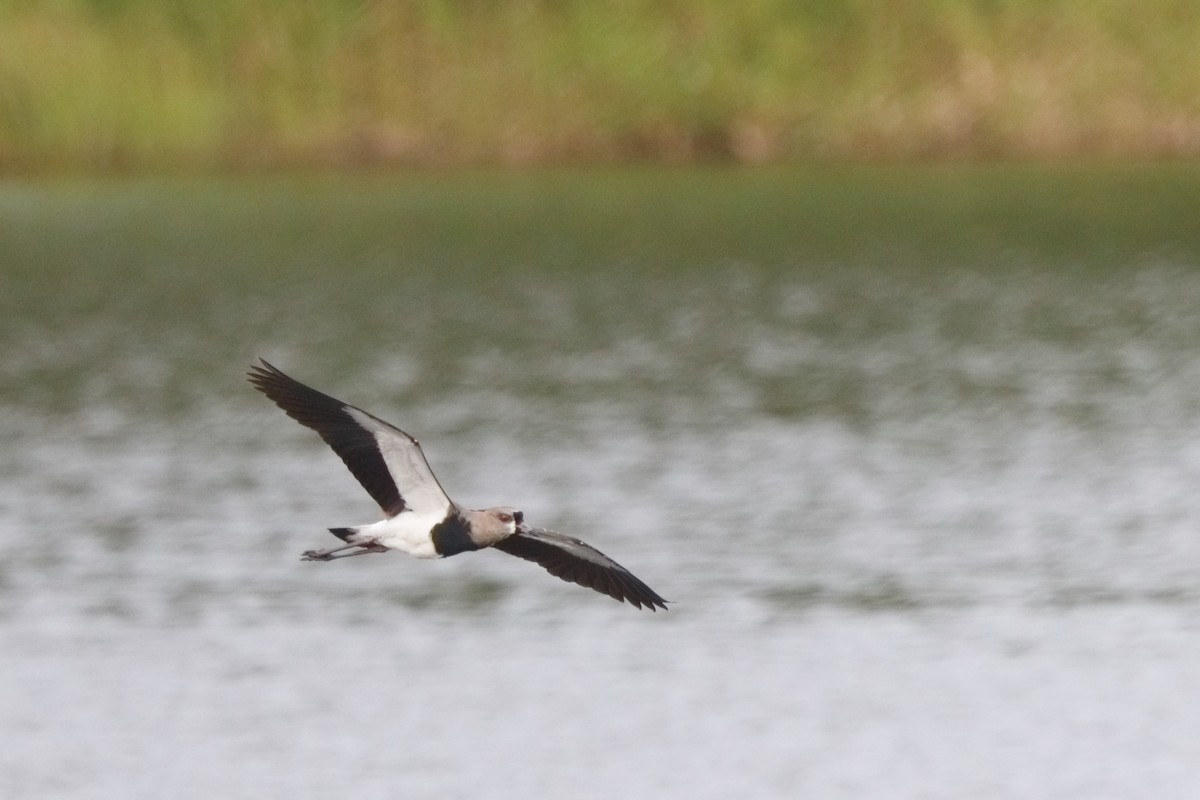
[247,359,668,611]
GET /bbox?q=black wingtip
[246,357,280,384]
[632,601,670,612]
[631,594,671,612]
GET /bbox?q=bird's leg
[300,542,383,561]
[311,548,382,561]
[300,542,364,561]
[301,542,359,561]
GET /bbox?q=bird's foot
[300,549,333,562]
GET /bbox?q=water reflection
[2,169,1199,798]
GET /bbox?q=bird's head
[482,506,526,536]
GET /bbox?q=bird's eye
[499,513,513,523]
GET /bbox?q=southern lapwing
[248,359,668,611]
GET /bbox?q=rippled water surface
[3,167,1200,798]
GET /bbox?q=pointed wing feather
[493,527,668,611]
[247,360,452,517]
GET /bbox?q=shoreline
[3,1,1199,174]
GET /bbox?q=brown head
[465,506,526,547]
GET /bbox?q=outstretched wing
[492,527,668,611]
[247,359,453,518]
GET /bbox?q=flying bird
[247,359,668,611]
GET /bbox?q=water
[2,166,1200,799]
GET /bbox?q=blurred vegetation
[2,0,1200,172]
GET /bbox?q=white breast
[354,511,447,559]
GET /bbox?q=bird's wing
[492,527,668,611]
[247,359,453,518]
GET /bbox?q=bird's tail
[329,527,358,542]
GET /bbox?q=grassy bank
[2,0,1200,172]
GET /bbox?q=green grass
[3,0,1200,172]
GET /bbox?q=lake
[2,165,1199,798]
